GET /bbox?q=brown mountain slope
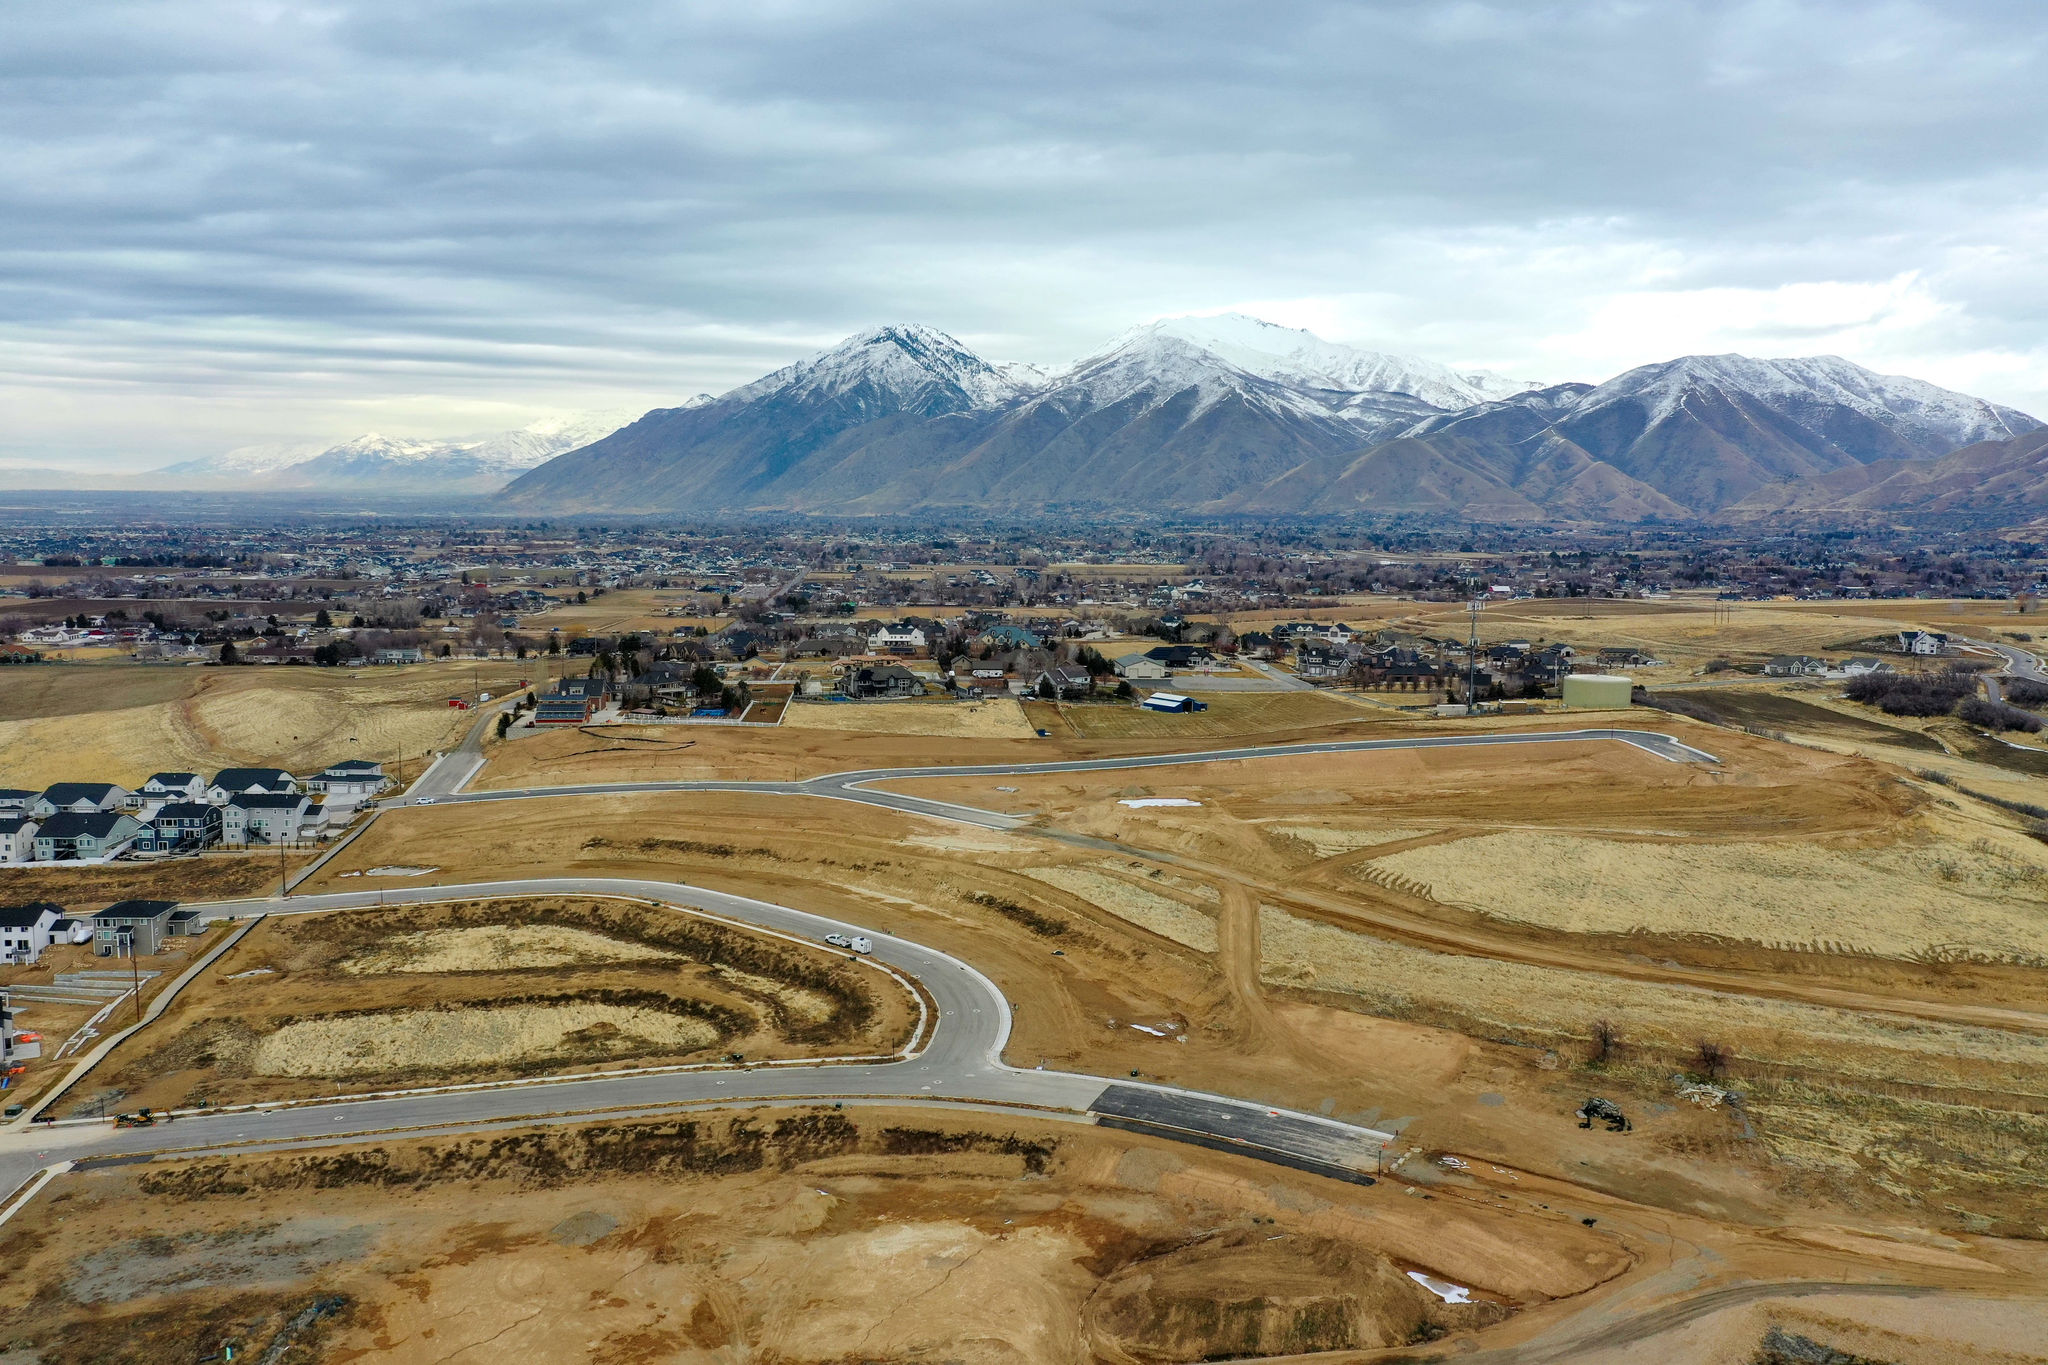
[1727,428,2048,519]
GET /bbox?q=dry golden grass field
[71,897,914,1117]
[0,660,530,788]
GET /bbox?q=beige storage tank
[1561,673,1634,709]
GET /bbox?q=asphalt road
[1970,637,2047,703]
[0,728,1712,1203]
[0,876,1396,1201]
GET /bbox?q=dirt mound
[338,924,675,975]
[250,996,731,1077]
[1085,1229,1501,1359]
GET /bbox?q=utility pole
[278,835,288,900]
[1466,597,1484,713]
[128,931,141,1024]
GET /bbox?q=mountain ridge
[500,319,2038,520]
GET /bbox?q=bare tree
[1588,1018,1622,1067]
[1693,1040,1732,1082]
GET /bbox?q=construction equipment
[112,1109,156,1129]
[1576,1097,1631,1132]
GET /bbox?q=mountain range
[500,315,2040,521]
[149,411,642,493]
[8,313,2039,521]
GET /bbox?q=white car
[823,933,852,948]
[849,936,873,955]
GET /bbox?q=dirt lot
[0,850,316,908]
[72,897,916,1113]
[782,696,1040,738]
[0,660,530,789]
[1046,690,1378,739]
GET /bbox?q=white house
[304,759,389,800]
[141,772,207,802]
[0,902,62,965]
[0,816,39,864]
[1899,630,1949,656]
[867,624,928,655]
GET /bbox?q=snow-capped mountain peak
[1582,353,2039,450]
[1108,313,1539,410]
[724,323,1040,411]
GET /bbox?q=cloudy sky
[5,0,2046,470]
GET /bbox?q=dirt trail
[1215,881,1272,1043]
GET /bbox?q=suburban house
[1113,652,1172,681]
[1899,630,1950,656]
[868,624,929,655]
[140,772,207,802]
[92,899,179,957]
[1297,642,1354,681]
[1841,657,1891,677]
[31,783,132,818]
[374,647,425,664]
[842,664,924,699]
[1765,655,1829,677]
[1236,631,1279,661]
[1141,644,1214,669]
[207,768,300,804]
[223,793,314,845]
[31,811,144,862]
[0,789,35,814]
[305,759,389,800]
[975,624,1043,651]
[138,801,224,854]
[1032,665,1093,699]
[0,816,38,864]
[534,676,611,725]
[0,903,63,965]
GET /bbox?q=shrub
[1958,697,2043,733]
[2002,677,2048,708]
[1843,668,1976,716]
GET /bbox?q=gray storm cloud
[2,0,2044,467]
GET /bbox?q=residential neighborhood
[0,761,390,865]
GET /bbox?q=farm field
[0,660,529,790]
[71,897,915,1115]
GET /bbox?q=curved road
[0,876,1395,1203]
[405,727,1720,830]
[0,729,1714,1206]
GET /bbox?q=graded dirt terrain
[0,660,531,789]
[71,897,916,1114]
[3,1108,2043,1365]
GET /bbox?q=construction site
[5,599,2048,1362]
